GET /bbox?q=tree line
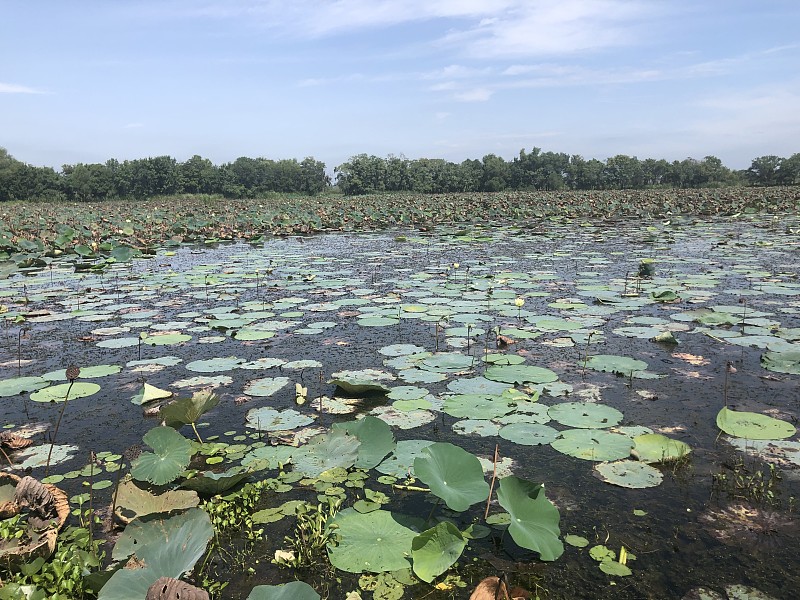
[1,146,798,201]
[334,150,800,195]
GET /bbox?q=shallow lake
[1,215,799,599]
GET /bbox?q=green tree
[746,155,783,186]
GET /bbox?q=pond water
[1,215,799,599]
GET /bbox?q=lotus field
[0,191,799,600]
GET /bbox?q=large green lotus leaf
[716,407,796,440]
[499,423,559,445]
[15,443,78,469]
[241,445,296,470]
[595,460,663,488]
[246,582,321,600]
[327,508,419,573]
[632,433,692,463]
[0,376,48,397]
[332,416,395,469]
[292,430,361,477]
[446,377,511,395]
[421,352,475,372]
[547,402,623,429]
[130,383,173,405]
[496,476,563,561]
[453,419,501,437]
[29,382,101,403]
[246,407,315,431]
[585,354,647,375]
[180,467,251,495]
[375,440,435,478]
[97,337,140,349]
[369,406,436,430]
[483,364,559,384]
[102,508,213,600]
[131,427,193,486]
[411,521,466,583]
[160,389,220,426]
[761,350,800,375]
[244,376,291,397]
[413,442,489,511]
[551,429,633,462]
[185,356,244,373]
[357,316,399,327]
[114,480,199,522]
[443,394,515,420]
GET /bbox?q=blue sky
[2,1,799,171]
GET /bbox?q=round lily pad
[243,377,291,397]
[632,433,691,463]
[585,354,648,375]
[716,407,796,440]
[595,460,663,488]
[29,382,101,403]
[548,402,623,429]
[551,429,634,461]
[246,407,315,431]
[499,423,559,445]
[484,364,559,384]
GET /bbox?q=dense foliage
[1,146,798,202]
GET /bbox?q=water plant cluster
[0,213,798,599]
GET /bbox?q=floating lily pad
[499,423,559,446]
[421,352,475,372]
[375,440,435,478]
[185,356,244,372]
[330,369,393,395]
[453,419,501,437]
[595,460,663,488]
[0,376,48,397]
[548,402,623,429]
[246,408,315,431]
[181,467,251,495]
[14,444,78,469]
[585,355,648,376]
[551,429,634,461]
[292,430,361,477]
[332,416,395,470]
[244,377,291,397]
[246,582,321,600]
[29,382,101,403]
[327,508,419,573]
[446,377,511,395]
[496,476,563,561]
[379,344,426,357]
[484,364,559,384]
[761,350,800,375]
[443,394,515,420]
[716,407,796,440]
[632,434,691,463]
[387,386,429,400]
[114,480,200,522]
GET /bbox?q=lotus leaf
[632,434,691,463]
[143,333,192,346]
[15,444,78,469]
[453,419,501,437]
[565,534,590,548]
[376,440,435,478]
[29,382,101,403]
[185,356,244,372]
[131,383,173,405]
[599,560,632,576]
[114,480,200,522]
[102,508,213,600]
[332,416,395,469]
[724,584,780,600]
[595,460,663,488]
[761,350,800,375]
[246,582,321,600]
[420,352,475,372]
[244,377,291,397]
[446,377,511,395]
[292,430,361,477]
[483,364,559,384]
[241,445,295,470]
[547,402,623,429]
[386,386,429,400]
[369,406,436,429]
[551,429,633,461]
[411,521,466,583]
[357,316,399,327]
[43,364,121,380]
[414,442,489,511]
[379,344,426,357]
[246,407,315,431]
[180,467,250,495]
[499,423,559,446]
[329,369,394,395]
[585,354,647,375]
[716,407,795,440]
[327,508,419,573]
[131,427,194,486]
[496,476,563,561]
[161,389,220,427]
[443,394,515,420]
[0,376,48,397]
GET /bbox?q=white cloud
[0,82,44,94]
[454,87,493,102]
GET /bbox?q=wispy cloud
[454,87,493,102]
[0,82,45,94]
